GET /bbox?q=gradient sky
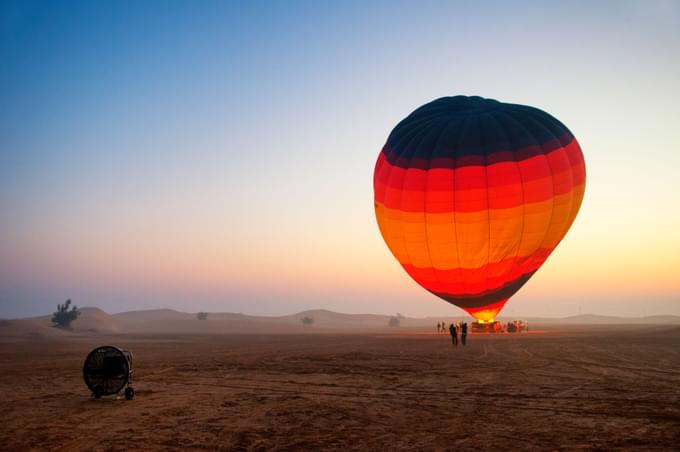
[1,0,679,318]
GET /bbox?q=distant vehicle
[83,346,135,400]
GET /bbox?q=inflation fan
[83,346,135,400]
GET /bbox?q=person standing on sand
[436,322,441,333]
[449,323,458,346]
[461,322,468,346]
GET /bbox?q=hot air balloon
[374,96,585,323]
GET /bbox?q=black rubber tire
[124,387,135,400]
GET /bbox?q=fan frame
[82,345,134,399]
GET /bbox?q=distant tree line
[197,312,208,320]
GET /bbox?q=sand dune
[0,307,122,340]
[72,307,123,333]
[276,309,403,328]
[0,317,71,340]
[114,308,194,322]
[0,308,417,340]
[2,307,679,341]
[523,313,680,325]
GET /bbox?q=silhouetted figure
[461,322,468,345]
[449,323,458,346]
[436,322,441,333]
[441,320,446,333]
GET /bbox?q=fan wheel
[124,387,135,400]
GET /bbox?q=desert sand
[0,317,679,451]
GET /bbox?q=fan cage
[83,346,133,397]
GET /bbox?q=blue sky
[1,0,679,318]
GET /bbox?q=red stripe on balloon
[401,248,552,295]
[374,145,584,213]
[375,139,583,192]
[376,180,582,213]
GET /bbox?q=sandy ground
[1,326,679,451]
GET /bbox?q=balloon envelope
[374,96,586,321]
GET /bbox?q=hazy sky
[2,0,679,318]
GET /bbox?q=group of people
[436,321,468,346]
[496,320,528,333]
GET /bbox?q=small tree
[301,316,314,326]
[197,312,208,320]
[388,316,400,327]
[52,299,80,329]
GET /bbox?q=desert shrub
[388,316,400,327]
[197,312,208,320]
[301,316,314,326]
[52,299,80,328]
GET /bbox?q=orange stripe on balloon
[374,184,583,269]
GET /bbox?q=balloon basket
[471,320,528,334]
[471,321,499,334]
